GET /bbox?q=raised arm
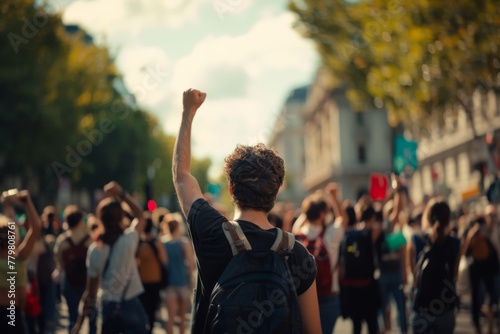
[388,176,404,231]
[103,181,145,234]
[16,190,42,260]
[173,89,206,217]
[326,182,348,229]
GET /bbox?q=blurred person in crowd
[72,181,147,334]
[27,206,59,333]
[378,178,408,334]
[339,202,382,334]
[411,199,460,334]
[463,215,499,334]
[86,214,101,241]
[486,204,500,323]
[0,190,41,334]
[173,89,321,333]
[152,207,170,236]
[161,213,194,334]
[137,212,168,334]
[267,212,283,229]
[407,210,424,279]
[295,190,341,334]
[486,204,500,270]
[42,206,62,237]
[54,205,96,334]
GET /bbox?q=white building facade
[302,71,393,201]
[410,89,500,208]
[268,86,309,204]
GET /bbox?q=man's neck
[233,207,274,230]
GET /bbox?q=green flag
[394,135,418,174]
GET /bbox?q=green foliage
[290,0,500,134]
[192,157,212,194]
[0,0,210,204]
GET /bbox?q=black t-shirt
[187,199,317,334]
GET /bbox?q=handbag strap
[102,241,131,306]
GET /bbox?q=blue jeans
[378,270,407,333]
[62,279,97,334]
[102,296,148,334]
[318,295,340,334]
[411,309,455,334]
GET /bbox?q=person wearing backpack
[72,181,148,334]
[463,215,499,334]
[296,192,341,334]
[339,204,382,334]
[136,213,168,334]
[161,213,195,334]
[411,199,460,334]
[172,88,321,334]
[54,205,96,334]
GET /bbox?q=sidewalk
[56,295,482,334]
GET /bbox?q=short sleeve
[288,240,317,296]
[124,227,139,247]
[86,243,109,278]
[187,199,227,241]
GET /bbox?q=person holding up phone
[0,189,42,334]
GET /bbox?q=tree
[0,0,212,207]
[289,0,500,135]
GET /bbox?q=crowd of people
[1,88,500,334]
[0,183,195,334]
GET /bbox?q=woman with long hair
[161,213,194,334]
[72,181,148,334]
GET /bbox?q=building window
[358,144,366,163]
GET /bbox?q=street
[56,295,480,334]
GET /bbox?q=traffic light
[147,199,157,212]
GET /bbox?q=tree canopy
[0,0,211,207]
[290,0,500,135]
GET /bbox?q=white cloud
[160,12,317,177]
[62,0,204,41]
[62,0,317,178]
[115,46,172,109]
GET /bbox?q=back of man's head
[301,194,327,222]
[64,205,83,229]
[224,144,284,213]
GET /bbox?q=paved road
[56,296,482,334]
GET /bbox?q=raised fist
[183,89,207,115]
[103,181,123,198]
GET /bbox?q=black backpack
[413,236,458,312]
[37,237,56,287]
[204,221,303,334]
[339,229,376,287]
[62,235,90,287]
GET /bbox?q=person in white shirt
[72,181,147,334]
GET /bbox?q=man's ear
[228,185,232,196]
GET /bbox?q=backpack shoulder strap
[272,230,295,260]
[222,221,252,256]
[270,228,284,251]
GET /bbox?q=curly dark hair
[301,193,327,222]
[224,144,285,213]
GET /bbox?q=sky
[57,0,319,178]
